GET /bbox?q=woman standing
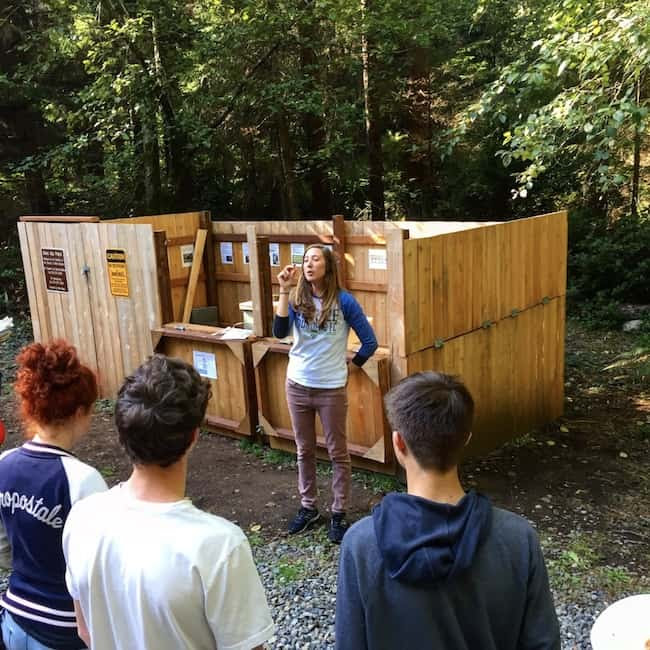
[0,340,107,650]
[273,245,377,543]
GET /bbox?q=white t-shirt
[62,485,274,650]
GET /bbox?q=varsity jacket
[0,441,107,649]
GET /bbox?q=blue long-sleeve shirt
[273,290,378,388]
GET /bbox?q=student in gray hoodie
[335,371,560,650]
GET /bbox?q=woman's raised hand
[277,264,298,290]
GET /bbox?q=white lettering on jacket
[0,491,64,528]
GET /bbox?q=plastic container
[590,594,650,650]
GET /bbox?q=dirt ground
[1,318,649,602]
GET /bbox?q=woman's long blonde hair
[291,244,341,327]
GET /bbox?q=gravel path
[0,537,605,649]
[251,535,604,650]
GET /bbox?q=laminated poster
[242,242,250,264]
[220,241,234,264]
[106,249,129,297]
[193,350,217,379]
[290,243,305,265]
[180,244,194,268]
[368,248,387,270]
[269,243,280,267]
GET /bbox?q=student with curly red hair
[0,340,107,650]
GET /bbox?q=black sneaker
[288,507,320,534]
[328,512,349,544]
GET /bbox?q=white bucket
[590,594,650,650]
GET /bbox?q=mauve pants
[286,378,351,513]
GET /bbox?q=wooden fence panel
[406,297,565,455]
[112,212,207,319]
[18,221,161,397]
[403,211,567,355]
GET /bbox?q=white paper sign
[220,242,234,264]
[180,244,194,268]
[193,350,217,379]
[269,243,280,267]
[242,242,250,264]
[368,248,387,270]
[290,243,305,265]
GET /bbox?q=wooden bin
[17,210,568,471]
[253,341,393,473]
[152,323,258,438]
[213,210,568,460]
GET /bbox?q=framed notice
[290,243,305,265]
[269,243,280,267]
[368,248,387,270]
[220,242,234,264]
[242,242,250,264]
[193,350,217,379]
[106,249,129,297]
[180,244,194,268]
[41,248,69,293]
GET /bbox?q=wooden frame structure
[17,209,568,472]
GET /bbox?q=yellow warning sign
[107,249,129,297]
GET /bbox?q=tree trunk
[298,13,332,218]
[361,0,385,221]
[152,14,193,210]
[631,76,642,217]
[277,114,301,219]
[142,106,162,214]
[24,169,51,214]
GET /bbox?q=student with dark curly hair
[273,244,377,543]
[63,355,274,650]
[0,340,107,650]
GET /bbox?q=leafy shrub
[568,210,650,327]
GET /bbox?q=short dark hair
[384,372,474,471]
[115,355,211,467]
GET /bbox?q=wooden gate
[18,217,161,397]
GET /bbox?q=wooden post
[386,226,409,384]
[247,226,274,337]
[181,229,207,323]
[199,211,219,317]
[153,230,174,324]
[332,214,347,289]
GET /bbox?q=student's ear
[464,431,473,447]
[392,431,407,461]
[189,428,200,450]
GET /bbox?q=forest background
[0,0,649,326]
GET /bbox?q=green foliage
[0,239,26,315]
[0,0,647,234]
[273,558,306,584]
[568,210,650,326]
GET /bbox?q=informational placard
[269,243,280,267]
[290,243,305,265]
[41,248,69,293]
[106,249,129,297]
[220,241,234,264]
[368,248,387,270]
[180,244,194,268]
[193,350,217,379]
[242,242,250,264]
